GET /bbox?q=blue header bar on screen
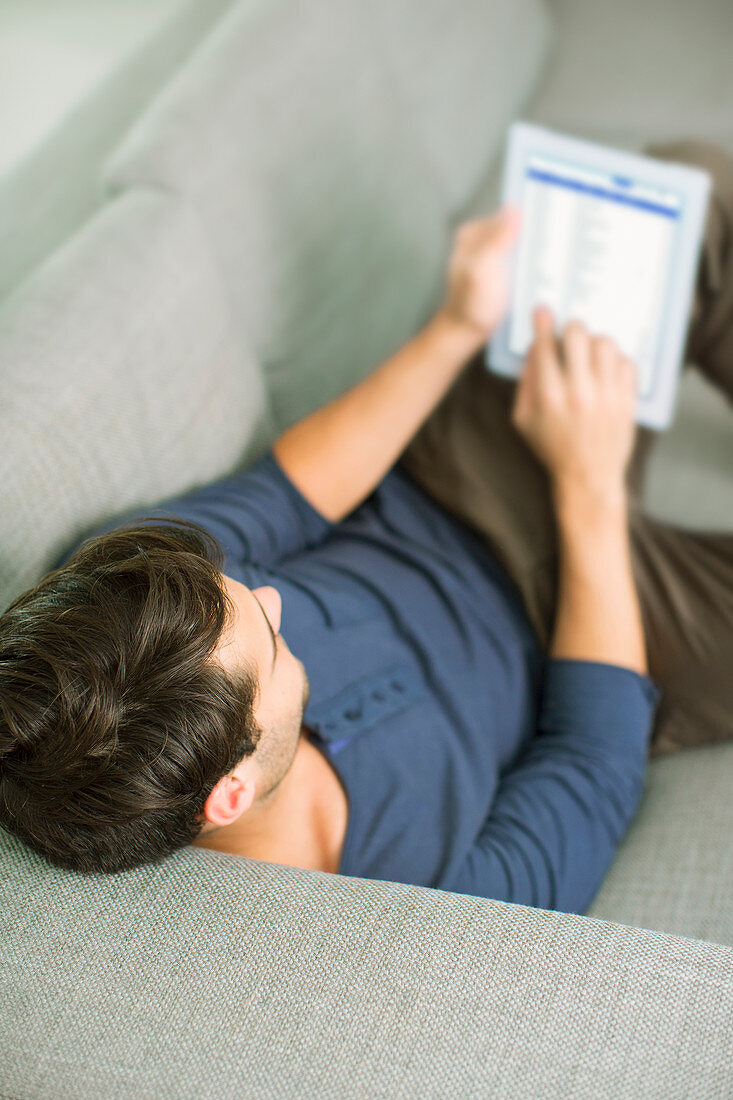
[526,167,681,219]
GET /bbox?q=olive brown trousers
[399,140,733,759]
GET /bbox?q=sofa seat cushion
[587,740,733,946]
[0,188,272,613]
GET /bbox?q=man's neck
[192,729,320,865]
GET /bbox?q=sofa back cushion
[368,0,554,211]
[0,188,272,613]
[103,0,554,430]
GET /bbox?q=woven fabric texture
[1,830,732,1100]
[102,0,553,431]
[0,0,237,302]
[0,188,273,613]
[3,0,733,1094]
[366,0,554,212]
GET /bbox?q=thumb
[491,204,521,250]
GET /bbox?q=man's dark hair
[0,519,262,875]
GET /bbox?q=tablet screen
[508,153,684,397]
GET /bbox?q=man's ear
[200,770,256,827]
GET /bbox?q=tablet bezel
[486,121,712,430]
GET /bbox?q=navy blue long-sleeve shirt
[56,449,661,914]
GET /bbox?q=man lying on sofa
[1,140,732,915]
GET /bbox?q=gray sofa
[2,1,733,1096]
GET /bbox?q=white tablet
[487,122,712,429]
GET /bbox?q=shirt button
[372,690,386,702]
[390,680,405,693]
[344,708,362,721]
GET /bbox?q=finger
[512,346,538,425]
[594,337,636,402]
[460,205,521,252]
[531,306,564,400]
[589,330,616,369]
[622,355,639,388]
[532,303,556,349]
[619,355,639,402]
[591,334,620,383]
[531,305,559,370]
[517,339,538,394]
[560,319,593,387]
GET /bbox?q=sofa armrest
[2,836,731,1098]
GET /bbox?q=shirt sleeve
[54,449,337,570]
[444,657,662,915]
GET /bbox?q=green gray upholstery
[0,188,273,612]
[0,0,236,303]
[2,834,732,1099]
[2,0,733,1095]
[102,0,554,430]
[528,0,733,151]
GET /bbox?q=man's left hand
[438,204,522,350]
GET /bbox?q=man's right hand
[511,306,639,503]
[512,306,649,675]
